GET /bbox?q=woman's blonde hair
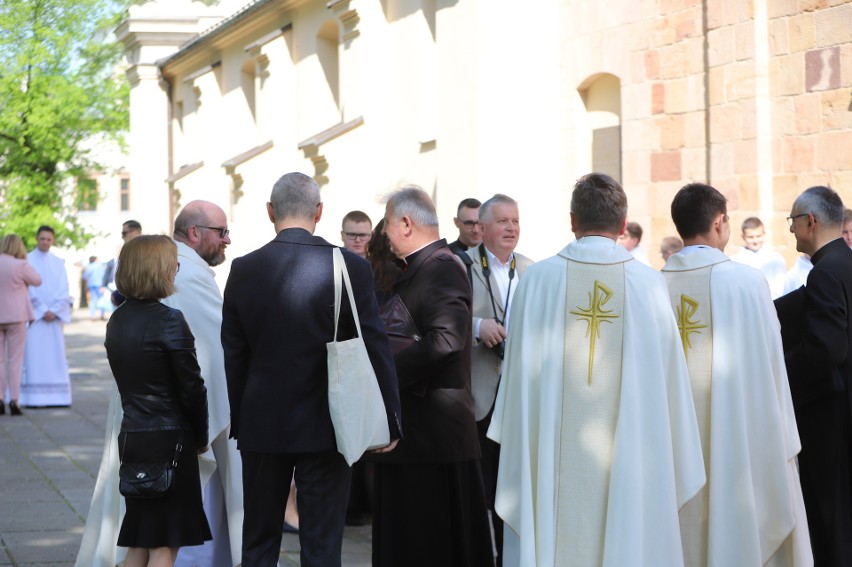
[116,235,178,300]
[0,234,27,259]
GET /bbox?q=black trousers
[796,394,852,567]
[477,409,503,567]
[240,449,351,567]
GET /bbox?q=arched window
[580,73,622,183]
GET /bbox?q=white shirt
[474,246,519,337]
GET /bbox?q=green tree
[0,0,129,250]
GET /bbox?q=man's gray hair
[270,172,321,221]
[173,204,207,238]
[479,194,518,223]
[383,186,439,227]
[794,185,844,228]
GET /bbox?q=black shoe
[9,401,22,416]
[0,401,4,415]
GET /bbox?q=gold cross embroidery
[570,280,619,384]
[676,294,707,358]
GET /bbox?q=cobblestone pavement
[0,311,371,566]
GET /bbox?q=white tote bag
[327,247,391,465]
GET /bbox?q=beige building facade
[115,0,852,268]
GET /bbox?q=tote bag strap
[331,248,364,341]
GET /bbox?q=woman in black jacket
[106,235,210,567]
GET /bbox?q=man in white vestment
[487,173,705,567]
[22,226,72,407]
[76,202,243,567]
[662,183,812,567]
[730,217,787,299]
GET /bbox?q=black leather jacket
[105,298,209,449]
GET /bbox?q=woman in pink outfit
[0,234,42,416]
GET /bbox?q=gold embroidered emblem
[570,280,619,384]
[676,294,707,358]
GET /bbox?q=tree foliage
[0,0,129,250]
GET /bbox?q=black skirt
[117,429,211,549]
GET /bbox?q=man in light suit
[466,194,533,566]
[222,172,401,567]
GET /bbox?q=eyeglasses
[196,225,230,238]
[786,213,809,229]
[460,220,479,228]
[343,232,371,242]
[176,262,181,274]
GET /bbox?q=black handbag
[118,431,183,499]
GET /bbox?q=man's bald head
[173,200,231,266]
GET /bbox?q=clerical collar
[402,238,440,265]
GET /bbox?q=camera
[490,341,505,360]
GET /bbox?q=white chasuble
[557,261,625,565]
[665,265,714,567]
[488,236,705,567]
[663,247,812,567]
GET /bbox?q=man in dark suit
[466,193,533,567]
[775,184,852,566]
[371,186,494,567]
[221,172,401,567]
[448,197,483,257]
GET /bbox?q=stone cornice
[297,116,364,152]
[166,161,203,184]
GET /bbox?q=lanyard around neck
[479,243,515,325]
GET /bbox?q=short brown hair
[571,173,628,233]
[342,210,372,228]
[741,217,764,232]
[0,234,27,259]
[116,235,178,300]
[671,183,727,240]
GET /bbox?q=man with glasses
[776,186,852,566]
[166,201,239,566]
[102,220,143,309]
[340,210,372,258]
[449,198,482,257]
[120,219,142,242]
